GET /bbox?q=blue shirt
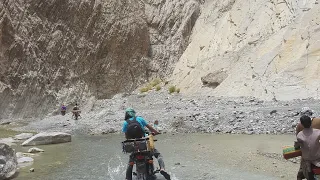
[122,116,148,135]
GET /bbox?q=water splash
[169,174,180,180]
[107,154,126,180]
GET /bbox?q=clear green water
[1,129,297,180]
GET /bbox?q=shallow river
[8,132,298,180]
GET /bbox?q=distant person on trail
[122,108,171,180]
[295,115,320,180]
[61,104,67,111]
[73,103,79,111]
[61,104,67,116]
[72,103,80,119]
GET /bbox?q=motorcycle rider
[72,103,80,118]
[122,108,171,180]
[295,115,320,180]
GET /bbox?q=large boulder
[0,143,18,180]
[21,132,71,146]
[17,157,34,168]
[201,70,228,88]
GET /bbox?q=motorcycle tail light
[136,155,144,160]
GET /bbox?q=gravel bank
[10,89,320,135]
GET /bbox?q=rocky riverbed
[6,89,319,136]
[0,89,315,180]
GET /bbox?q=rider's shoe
[160,170,171,180]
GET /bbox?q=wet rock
[101,128,116,134]
[0,143,18,179]
[0,122,11,125]
[0,138,17,146]
[17,157,34,168]
[14,133,34,140]
[223,127,233,134]
[174,162,181,165]
[28,147,45,153]
[17,157,34,164]
[16,152,38,159]
[15,152,23,159]
[270,110,277,115]
[22,132,71,146]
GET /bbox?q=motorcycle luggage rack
[123,137,157,143]
[123,137,149,143]
[122,138,157,154]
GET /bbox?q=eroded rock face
[145,0,201,76]
[0,0,200,119]
[172,0,320,100]
[0,143,18,180]
[0,0,149,119]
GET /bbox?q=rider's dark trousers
[126,149,165,180]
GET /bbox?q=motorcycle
[122,133,159,180]
[72,110,81,120]
[61,110,66,116]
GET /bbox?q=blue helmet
[125,108,136,117]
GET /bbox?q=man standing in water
[122,108,171,180]
[154,120,160,131]
[295,109,320,180]
[295,107,316,179]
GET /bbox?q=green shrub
[168,86,176,94]
[176,88,180,93]
[146,84,153,90]
[140,87,150,93]
[155,85,161,91]
[150,78,161,87]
